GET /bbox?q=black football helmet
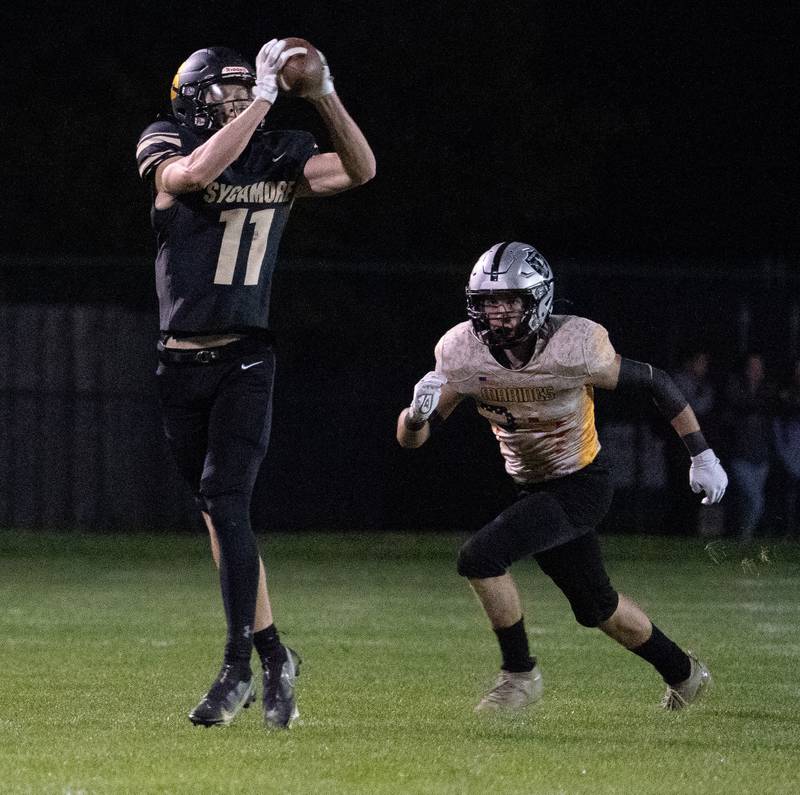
[170,47,257,131]
[466,242,554,348]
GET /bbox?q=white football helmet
[466,242,554,347]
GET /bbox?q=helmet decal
[170,71,181,101]
[490,242,511,282]
[524,248,551,278]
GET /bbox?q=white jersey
[434,315,616,484]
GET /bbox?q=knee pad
[570,588,619,628]
[200,490,249,535]
[457,492,568,579]
[535,532,619,627]
[456,535,508,579]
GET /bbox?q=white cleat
[660,653,712,710]
[475,665,544,713]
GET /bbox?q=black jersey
[136,116,317,335]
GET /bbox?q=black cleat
[263,646,301,729]
[188,664,256,727]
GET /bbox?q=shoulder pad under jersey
[544,315,616,379]
[434,321,480,383]
[136,117,189,181]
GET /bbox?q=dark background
[6,1,798,260]
[2,2,799,534]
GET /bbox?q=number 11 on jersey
[213,208,276,286]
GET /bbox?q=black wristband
[681,430,709,456]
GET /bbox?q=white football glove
[689,449,728,505]
[254,39,290,103]
[301,49,335,100]
[407,371,446,424]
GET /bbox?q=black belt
[157,334,273,365]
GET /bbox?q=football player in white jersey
[396,242,728,713]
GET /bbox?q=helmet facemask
[200,81,256,128]
[467,287,550,348]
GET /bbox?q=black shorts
[516,452,614,546]
[155,337,275,507]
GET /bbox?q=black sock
[253,624,286,668]
[630,624,691,684]
[494,618,536,673]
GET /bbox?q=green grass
[1,530,799,794]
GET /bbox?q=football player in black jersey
[136,39,375,728]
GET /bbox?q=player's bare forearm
[301,93,376,195]
[396,408,431,448]
[160,99,272,194]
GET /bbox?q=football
[278,38,323,96]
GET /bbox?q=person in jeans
[723,353,776,543]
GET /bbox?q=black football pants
[457,453,620,627]
[156,340,275,667]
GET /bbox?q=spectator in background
[723,353,776,542]
[662,351,717,535]
[673,351,716,421]
[772,359,800,538]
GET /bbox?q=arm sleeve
[617,358,689,420]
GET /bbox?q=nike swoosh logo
[272,153,286,162]
[241,361,263,370]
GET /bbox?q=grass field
[0,530,798,794]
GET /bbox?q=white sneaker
[660,653,712,710]
[475,665,544,713]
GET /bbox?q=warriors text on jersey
[435,316,616,483]
[136,117,317,335]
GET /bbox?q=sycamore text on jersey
[203,180,297,205]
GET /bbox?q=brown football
[277,37,323,96]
